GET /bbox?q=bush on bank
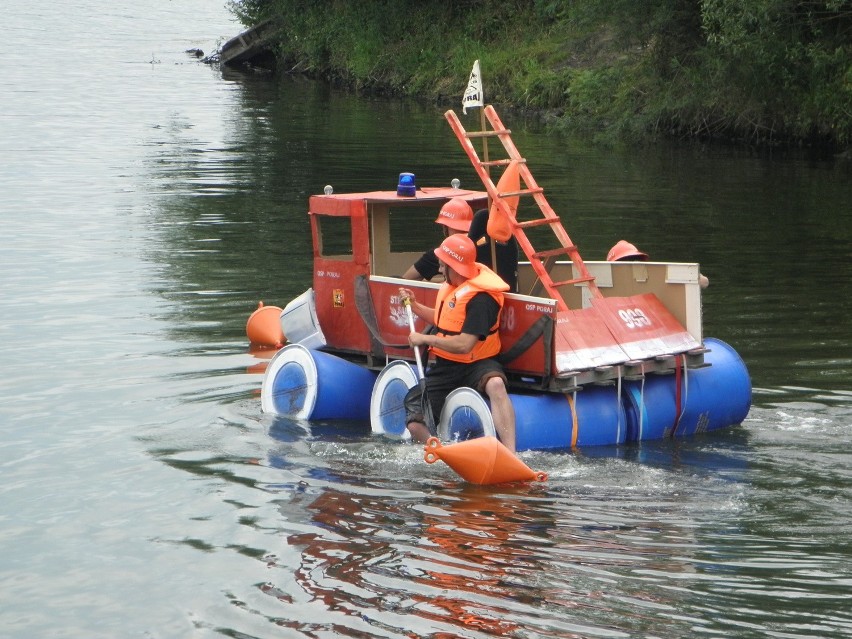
[228,0,852,149]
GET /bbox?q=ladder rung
[550,275,596,287]
[531,246,577,260]
[466,129,510,139]
[445,105,602,312]
[498,187,543,198]
[480,158,527,168]
[516,217,558,229]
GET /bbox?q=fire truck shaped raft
[259,106,751,451]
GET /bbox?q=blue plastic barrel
[370,360,418,439]
[622,337,751,441]
[261,344,378,420]
[511,384,626,450]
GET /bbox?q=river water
[2,2,851,638]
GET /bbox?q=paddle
[403,297,436,434]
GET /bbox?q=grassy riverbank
[228,0,851,150]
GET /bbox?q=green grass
[228,0,852,150]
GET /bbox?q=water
[1,2,851,637]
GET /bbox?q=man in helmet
[607,240,709,288]
[403,198,519,292]
[399,234,517,451]
[402,197,474,281]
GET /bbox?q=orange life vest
[431,264,509,363]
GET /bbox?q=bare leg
[484,376,516,452]
[406,420,432,444]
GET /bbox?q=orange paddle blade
[424,436,547,485]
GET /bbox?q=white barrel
[438,387,496,442]
[261,344,377,419]
[369,360,418,440]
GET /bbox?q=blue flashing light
[397,172,416,197]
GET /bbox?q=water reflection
[246,343,279,375]
[139,380,849,638]
[249,443,758,638]
[262,482,555,636]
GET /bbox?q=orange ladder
[445,105,602,312]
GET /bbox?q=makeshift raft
[257,105,752,452]
[261,337,750,451]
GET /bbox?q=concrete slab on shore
[216,20,276,67]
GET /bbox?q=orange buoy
[246,301,285,347]
[423,436,547,485]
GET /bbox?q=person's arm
[468,209,489,242]
[401,265,425,280]
[403,250,439,281]
[410,331,478,354]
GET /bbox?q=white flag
[462,60,483,114]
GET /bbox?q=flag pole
[484,100,497,275]
[475,70,497,276]
[478,99,488,173]
[462,60,499,277]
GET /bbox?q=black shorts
[404,357,507,435]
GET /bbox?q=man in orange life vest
[399,234,517,452]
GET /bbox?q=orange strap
[567,393,578,448]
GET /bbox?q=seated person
[402,198,473,281]
[607,240,709,288]
[400,234,516,451]
[403,201,519,292]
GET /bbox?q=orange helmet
[434,234,478,279]
[607,240,648,262]
[435,198,473,232]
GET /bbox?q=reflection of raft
[257,104,752,452]
[261,337,750,451]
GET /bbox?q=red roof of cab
[308,187,487,216]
